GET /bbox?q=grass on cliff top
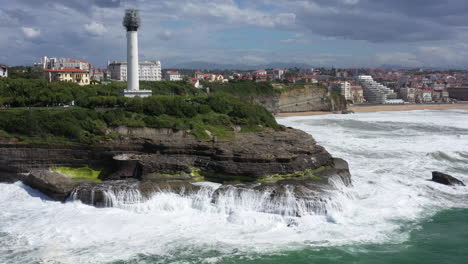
[0,93,278,143]
[51,166,102,183]
[204,80,327,97]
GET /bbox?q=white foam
[1,110,468,263]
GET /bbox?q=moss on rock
[51,166,102,183]
[257,166,331,183]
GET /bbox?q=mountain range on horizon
[163,61,463,71]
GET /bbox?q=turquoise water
[112,209,468,264]
[1,110,467,263]
[223,209,468,264]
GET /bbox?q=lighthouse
[121,9,152,98]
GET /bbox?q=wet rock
[70,180,202,207]
[70,180,141,207]
[432,171,465,186]
[0,172,24,183]
[23,170,78,201]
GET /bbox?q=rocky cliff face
[247,84,348,114]
[0,126,351,214]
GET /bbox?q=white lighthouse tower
[121,9,152,98]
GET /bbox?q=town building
[301,76,318,83]
[194,71,204,79]
[350,86,365,104]
[165,71,182,81]
[415,90,433,103]
[108,61,162,81]
[202,73,225,82]
[91,68,108,81]
[448,87,468,101]
[332,81,352,101]
[43,68,90,86]
[358,75,400,104]
[35,57,92,71]
[399,87,416,103]
[272,69,285,79]
[190,78,202,89]
[0,65,7,78]
[253,69,267,75]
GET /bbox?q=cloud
[280,39,311,44]
[84,22,107,36]
[21,27,41,38]
[262,0,468,42]
[2,0,468,68]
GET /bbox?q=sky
[1,0,468,69]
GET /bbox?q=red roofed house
[91,68,108,81]
[190,78,202,89]
[194,71,204,79]
[165,71,183,81]
[272,69,285,79]
[44,68,90,86]
[253,69,267,75]
[0,65,8,78]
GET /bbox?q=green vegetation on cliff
[0,93,278,143]
[0,78,202,107]
[204,79,278,96]
[0,77,279,143]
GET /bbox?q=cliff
[247,84,348,114]
[0,126,351,213]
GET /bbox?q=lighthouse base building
[120,89,153,98]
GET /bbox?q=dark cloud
[267,0,468,42]
[0,8,37,27]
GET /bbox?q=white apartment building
[333,81,352,101]
[0,65,7,78]
[358,75,400,104]
[108,61,162,81]
[272,69,285,79]
[165,71,182,81]
[399,87,416,103]
[35,57,92,71]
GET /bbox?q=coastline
[275,103,468,117]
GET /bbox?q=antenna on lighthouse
[123,9,141,31]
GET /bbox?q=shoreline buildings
[332,81,352,101]
[358,75,404,104]
[108,61,162,81]
[120,9,152,98]
[43,68,90,85]
[35,57,92,71]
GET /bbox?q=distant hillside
[169,61,315,70]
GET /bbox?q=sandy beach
[275,103,468,117]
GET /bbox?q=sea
[0,109,467,264]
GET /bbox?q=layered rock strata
[0,126,352,214]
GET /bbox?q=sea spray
[68,179,347,217]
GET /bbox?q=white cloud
[84,22,107,36]
[280,39,311,44]
[21,27,41,38]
